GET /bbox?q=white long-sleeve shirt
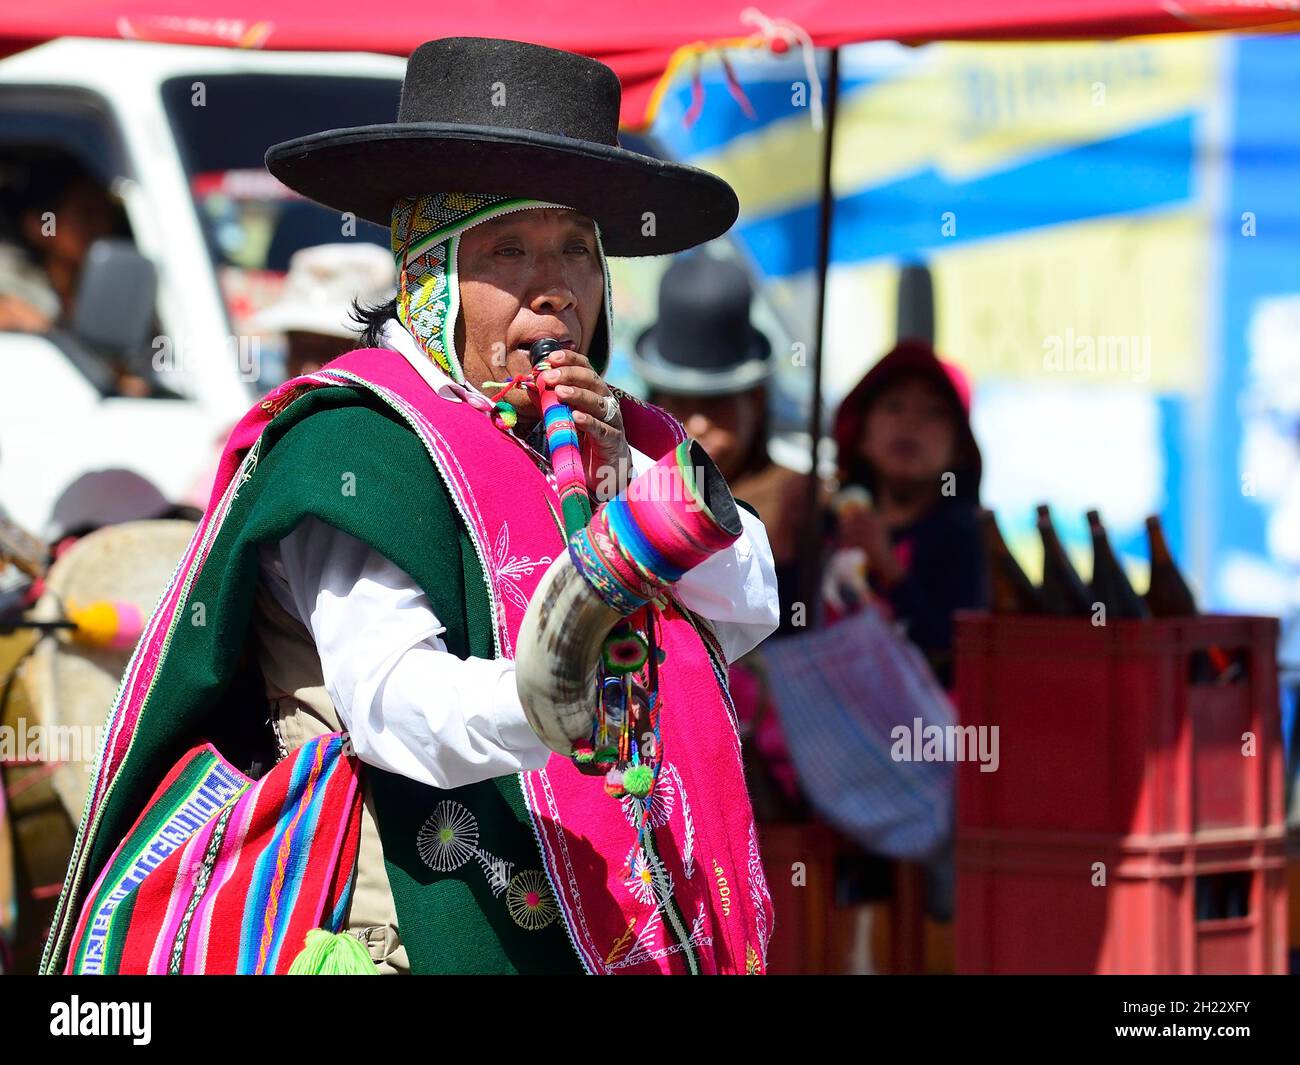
[256,320,780,790]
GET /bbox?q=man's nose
[529,254,578,317]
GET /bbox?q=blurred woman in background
[632,252,816,818]
[831,339,988,689]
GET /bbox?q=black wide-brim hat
[265,37,739,257]
[633,253,774,396]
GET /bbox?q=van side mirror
[71,238,157,366]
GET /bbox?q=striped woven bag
[63,733,363,974]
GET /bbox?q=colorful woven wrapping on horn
[64,734,362,975]
[568,439,740,616]
[538,374,593,535]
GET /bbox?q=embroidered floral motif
[609,902,713,971]
[747,821,773,967]
[667,763,696,879]
[489,521,553,612]
[621,770,675,830]
[417,800,547,918]
[624,849,669,906]
[505,869,559,930]
[416,801,480,871]
[605,918,638,967]
[745,944,762,974]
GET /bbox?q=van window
[0,88,167,398]
[162,74,398,342]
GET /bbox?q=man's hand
[540,349,631,501]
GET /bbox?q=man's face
[23,177,117,268]
[455,207,604,430]
[652,389,762,483]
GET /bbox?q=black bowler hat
[633,254,774,396]
[265,37,738,257]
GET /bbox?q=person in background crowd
[632,252,815,820]
[47,469,201,553]
[632,252,813,636]
[830,339,988,689]
[828,339,988,933]
[0,156,122,332]
[178,242,400,514]
[253,242,396,380]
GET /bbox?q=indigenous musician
[43,37,780,975]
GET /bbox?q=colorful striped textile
[64,734,362,974]
[569,439,741,615]
[538,376,593,535]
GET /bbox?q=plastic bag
[760,603,955,859]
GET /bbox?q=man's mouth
[512,335,575,356]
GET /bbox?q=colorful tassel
[66,599,144,651]
[287,929,376,975]
[622,764,655,799]
[602,630,649,675]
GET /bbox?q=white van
[0,39,404,534]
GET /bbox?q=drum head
[20,519,197,822]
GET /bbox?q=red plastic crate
[957,834,1286,974]
[953,613,1285,974]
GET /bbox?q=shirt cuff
[489,661,553,769]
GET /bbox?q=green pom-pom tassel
[623,764,655,798]
[602,631,648,675]
[288,929,377,975]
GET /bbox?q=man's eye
[495,245,524,256]
[567,243,592,254]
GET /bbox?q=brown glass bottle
[1087,510,1149,619]
[1036,504,1092,616]
[1144,514,1237,681]
[979,509,1045,614]
[1143,515,1198,616]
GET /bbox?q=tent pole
[797,44,840,620]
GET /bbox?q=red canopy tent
[0,1,1295,129]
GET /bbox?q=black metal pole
[797,45,840,622]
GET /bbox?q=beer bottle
[1036,504,1092,616]
[1087,510,1149,619]
[1144,515,1197,616]
[979,509,1044,614]
[1144,514,1237,682]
